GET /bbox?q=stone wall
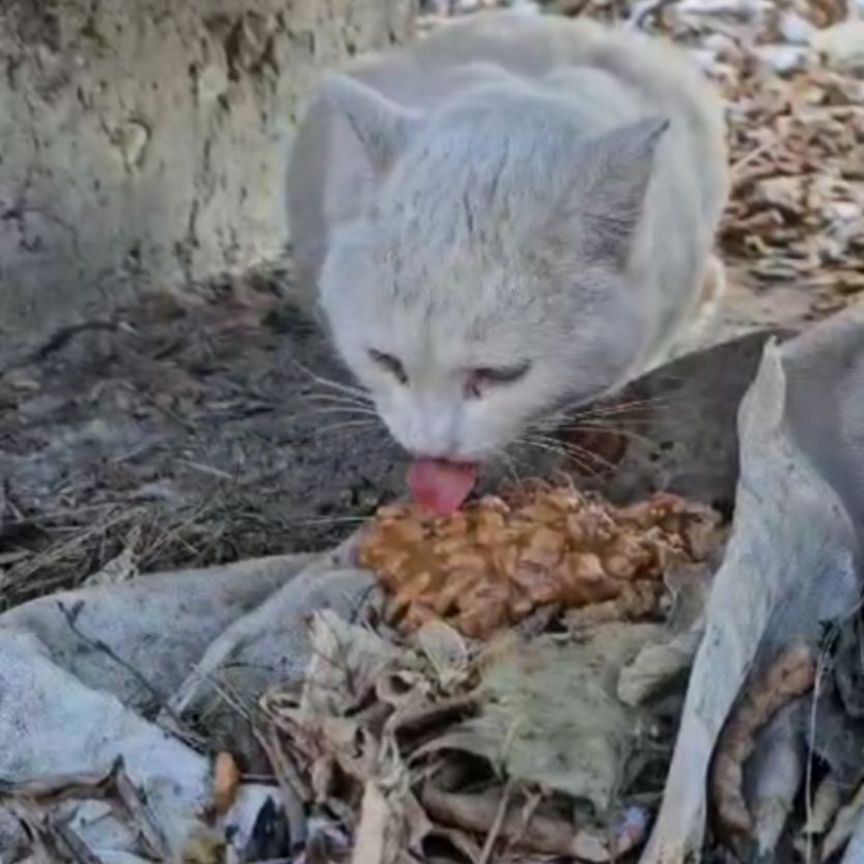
[0,0,415,365]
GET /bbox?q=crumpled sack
[0,553,314,709]
[0,548,379,861]
[641,303,864,864]
[165,534,379,720]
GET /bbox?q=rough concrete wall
[0,0,415,365]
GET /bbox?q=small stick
[47,816,107,864]
[627,0,679,29]
[113,758,172,860]
[478,780,514,864]
[0,764,117,802]
[57,600,190,734]
[421,784,575,855]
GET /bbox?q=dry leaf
[420,784,649,862]
[414,620,470,690]
[211,752,242,817]
[297,611,411,719]
[711,644,816,837]
[812,20,864,72]
[418,623,664,813]
[181,828,227,864]
[351,782,395,864]
[803,775,844,838]
[747,701,806,857]
[824,782,864,862]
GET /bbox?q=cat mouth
[407,458,478,515]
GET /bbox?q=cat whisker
[531,412,654,435]
[289,358,371,400]
[517,435,605,478]
[549,389,687,418]
[301,389,373,403]
[530,393,690,437]
[304,397,375,412]
[316,419,383,435]
[490,447,524,484]
[522,432,616,475]
[559,393,684,420]
[513,435,566,461]
[287,407,380,423]
[562,421,656,449]
[293,514,370,527]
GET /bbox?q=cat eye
[465,362,531,398]
[369,349,408,384]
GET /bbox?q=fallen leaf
[823,782,864,861]
[212,752,241,817]
[812,20,864,72]
[711,644,816,838]
[298,611,413,719]
[419,623,664,813]
[351,782,395,864]
[800,775,843,839]
[414,620,470,691]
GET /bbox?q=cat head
[318,74,666,463]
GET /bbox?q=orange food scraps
[357,483,720,639]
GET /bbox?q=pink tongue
[408,459,478,515]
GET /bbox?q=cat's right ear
[321,75,421,176]
[555,116,669,268]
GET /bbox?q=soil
[0,271,407,607]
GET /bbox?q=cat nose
[405,438,459,461]
[408,441,453,459]
[409,447,453,461]
[394,406,460,459]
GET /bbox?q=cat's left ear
[321,74,421,175]
[558,116,669,266]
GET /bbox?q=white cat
[286,11,728,508]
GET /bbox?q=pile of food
[358,483,720,638]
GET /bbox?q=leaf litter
[260,607,690,864]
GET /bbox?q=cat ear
[321,74,421,175]
[559,116,669,266]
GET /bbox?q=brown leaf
[711,644,816,838]
[211,751,241,817]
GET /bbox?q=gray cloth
[0,546,374,860]
[641,303,864,864]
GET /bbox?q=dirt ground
[0,271,403,608]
